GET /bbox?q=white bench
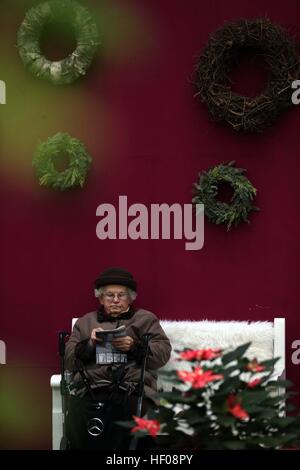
[50,317,285,450]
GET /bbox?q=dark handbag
[84,388,132,450]
[71,360,134,450]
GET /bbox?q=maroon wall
[0,0,299,449]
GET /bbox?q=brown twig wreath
[194,18,300,133]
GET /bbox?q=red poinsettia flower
[246,359,265,372]
[177,367,223,389]
[193,370,224,389]
[247,378,261,388]
[131,416,160,437]
[180,348,222,361]
[177,369,196,382]
[227,394,249,420]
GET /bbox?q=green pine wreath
[32,132,92,190]
[194,18,300,132]
[192,161,259,230]
[17,0,99,85]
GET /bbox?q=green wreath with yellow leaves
[32,132,92,190]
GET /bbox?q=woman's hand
[112,336,135,352]
[89,327,104,346]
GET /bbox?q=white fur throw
[158,320,275,391]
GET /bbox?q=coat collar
[97,305,135,322]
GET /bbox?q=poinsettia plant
[121,343,300,450]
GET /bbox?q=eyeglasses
[103,292,129,301]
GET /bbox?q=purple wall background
[0,0,299,449]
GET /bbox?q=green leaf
[158,391,185,401]
[268,379,293,389]
[115,420,135,428]
[217,415,236,427]
[223,440,247,450]
[222,343,251,364]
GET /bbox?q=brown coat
[65,307,172,402]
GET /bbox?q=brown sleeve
[64,321,94,371]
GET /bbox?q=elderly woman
[65,267,171,450]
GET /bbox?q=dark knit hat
[95,267,137,292]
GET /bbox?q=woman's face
[99,285,131,316]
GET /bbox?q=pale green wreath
[17,0,99,85]
[32,132,92,190]
[193,161,259,230]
